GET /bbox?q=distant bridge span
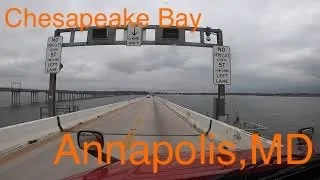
[0,87,147,107]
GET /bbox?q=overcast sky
[0,0,319,93]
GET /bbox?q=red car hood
[63,144,316,180]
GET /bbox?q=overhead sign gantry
[46,24,231,122]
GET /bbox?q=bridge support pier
[57,92,63,102]
[30,91,39,104]
[11,91,21,107]
[45,92,48,103]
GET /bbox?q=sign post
[47,33,62,117]
[126,24,142,46]
[213,30,229,121]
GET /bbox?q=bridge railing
[0,97,143,153]
[156,97,273,150]
[40,104,79,119]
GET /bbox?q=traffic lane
[0,132,100,180]
[0,98,208,180]
[74,97,147,133]
[0,99,147,180]
[119,97,210,155]
[66,97,208,174]
[76,98,153,158]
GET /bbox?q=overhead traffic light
[155,27,185,45]
[92,28,108,39]
[162,28,180,39]
[87,27,116,45]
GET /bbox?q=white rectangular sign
[127,24,142,46]
[45,36,63,74]
[213,46,231,85]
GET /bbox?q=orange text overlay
[53,133,313,173]
[4,8,202,31]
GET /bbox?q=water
[0,92,142,127]
[159,95,320,149]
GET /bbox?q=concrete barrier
[0,97,143,153]
[157,97,273,149]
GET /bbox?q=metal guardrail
[225,116,268,136]
[242,121,268,131]
[156,96,273,149]
[40,104,79,119]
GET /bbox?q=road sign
[45,36,63,74]
[127,24,142,46]
[213,46,231,85]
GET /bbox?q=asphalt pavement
[0,97,209,180]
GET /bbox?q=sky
[0,0,319,93]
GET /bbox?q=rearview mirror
[297,127,314,145]
[77,131,104,150]
[76,131,120,164]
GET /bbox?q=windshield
[0,0,319,180]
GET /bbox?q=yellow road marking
[120,103,148,157]
[122,130,135,149]
[122,129,136,157]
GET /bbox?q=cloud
[106,46,189,74]
[0,0,319,92]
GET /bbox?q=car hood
[63,143,316,180]
[63,152,243,180]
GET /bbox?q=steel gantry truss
[48,25,226,127]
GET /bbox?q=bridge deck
[0,97,210,180]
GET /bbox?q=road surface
[0,97,210,180]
